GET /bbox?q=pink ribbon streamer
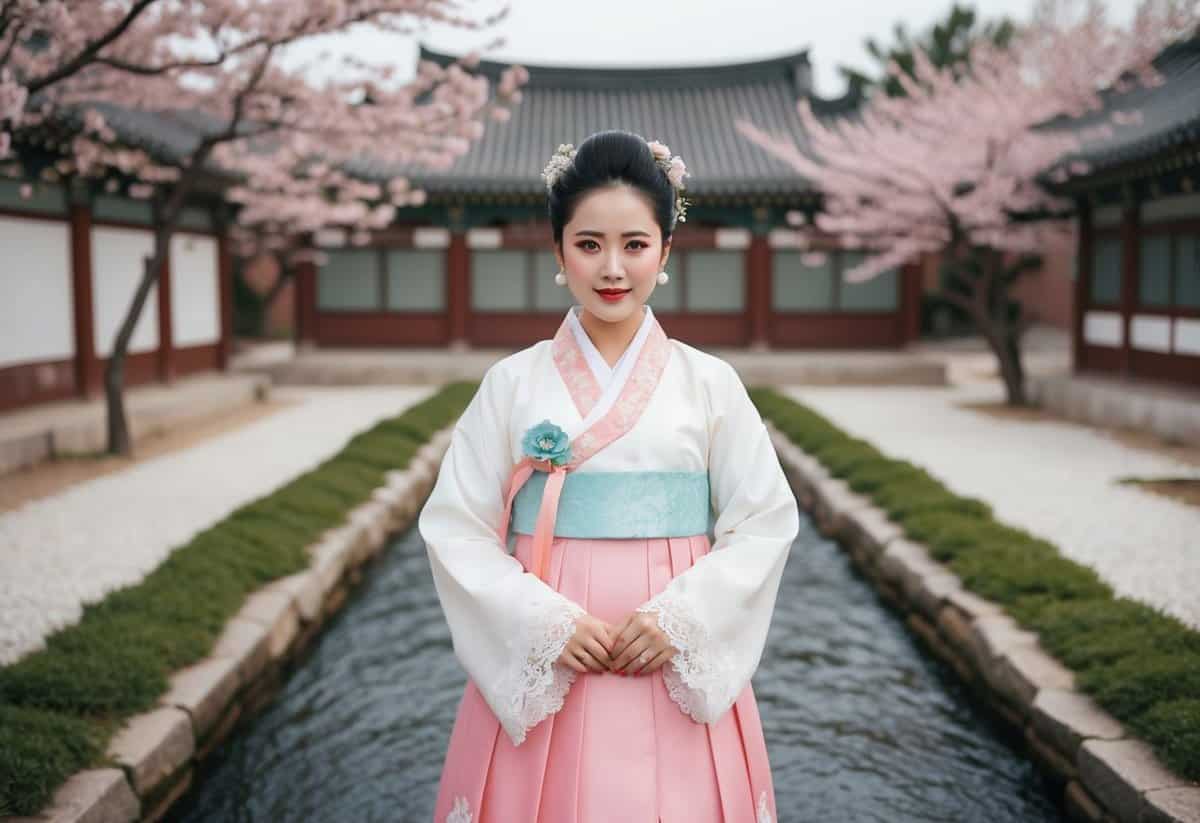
[497,456,569,584]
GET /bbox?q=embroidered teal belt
[511,471,711,538]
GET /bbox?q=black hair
[546,129,676,250]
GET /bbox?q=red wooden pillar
[216,231,233,369]
[156,239,174,382]
[1118,204,1139,377]
[446,230,470,347]
[899,261,923,345]
[1073,201,1092,374]
[68,200,99,398]
[294,259,317,347]
[746,232,770,348]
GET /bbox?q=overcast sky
[288,0,1143,98]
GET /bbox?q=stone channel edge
[765,421,1200,823]
[3,426,455,823]
[11,419,1199,822]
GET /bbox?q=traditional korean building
[0,180,234,412]
[294,45,925,351]
[0,108,235,412]
[1051,35,1200,388]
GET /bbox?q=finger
[639,646,674,675]
[625,644,661,675]
[575,648,605,673]
[597,624,617,655]
[561,653,586,673]
[583,642,612,671]
[616,615,650,655]
[582,637,612,668]
[613,635,652,672]
[602,621,620,647]
[608,617,634,658]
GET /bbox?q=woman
[419,129,800,823]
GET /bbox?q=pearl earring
[657,270,669,285]
[555,271,567,285]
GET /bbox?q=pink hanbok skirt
[431,532,778,823]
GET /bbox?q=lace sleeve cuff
[636,588,741,724]
[491,594,587,746]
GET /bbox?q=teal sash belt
[511,471,711,538]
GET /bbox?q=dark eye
[577,239,648,250]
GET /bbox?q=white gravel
[0,386,436,666]
[784,382,1200,630]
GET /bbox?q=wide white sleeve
[635,359,800,724]
[418,364,587,747]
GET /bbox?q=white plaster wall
[169,233,220,347]
[1175,318,1200,356]
[91,227,158,356]
[1083,310,1123,347]
[0,216,74,368]
[1130,315,1172,353]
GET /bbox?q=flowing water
[173,516,1063,822]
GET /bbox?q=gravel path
[0,386,435,666]
[784,382,1200,630]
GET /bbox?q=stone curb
[2,425,455,823]
[765,421,1200,823]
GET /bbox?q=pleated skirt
[431,532,778,823]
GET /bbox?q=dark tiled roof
[35,98,223,165]
[1053,35,1200,179]
[32,46,861,200]
[360,44,861,196]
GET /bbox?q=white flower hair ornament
[541,143,577,191]
[540,139,691,224]
[646,139,690,223]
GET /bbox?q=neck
[577,305,646,368]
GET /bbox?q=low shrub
[751,387,1200,781]
[0,381,477,816]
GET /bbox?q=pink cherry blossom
[667,156,687,188]
[735,0,1195,281]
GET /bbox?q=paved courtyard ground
[784,380,1200,631]
[0,386,434,666]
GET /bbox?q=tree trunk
[261,268,294,311]
[942,246,1028,406]
[103,172,201,455]
[974,313,1027,406]
[103,254,164,455]
[257,259,294,337]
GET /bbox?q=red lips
[595,288,630,303]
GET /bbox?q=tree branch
[26,0,159,93]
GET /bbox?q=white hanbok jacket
[418,304,800,746]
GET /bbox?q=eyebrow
[573,230,653,238]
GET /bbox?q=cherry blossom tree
[1,1,529,453]
[736,0,1198,405]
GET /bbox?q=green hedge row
[749,386,1200,781]
[0,381,477,817]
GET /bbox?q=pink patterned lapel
[551,313,603,420]
[566,317,671,469]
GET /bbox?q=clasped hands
[557,611,676,677]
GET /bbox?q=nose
[600,250,626,281]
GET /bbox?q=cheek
[633,255,660,286]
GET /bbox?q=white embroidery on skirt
[635,589,739,723]
[757,789,773,823]
[446,795,472,823]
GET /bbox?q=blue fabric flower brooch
[521,420,572,467]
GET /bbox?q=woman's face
[555,183,670,326]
